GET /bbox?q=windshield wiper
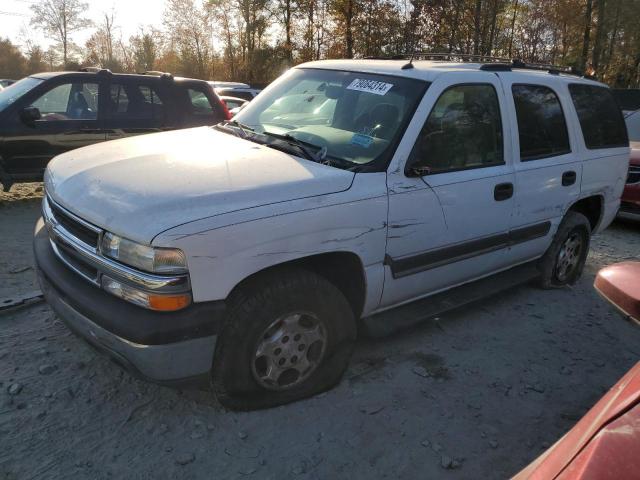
[217,120,254,138]
[262,131,327,163]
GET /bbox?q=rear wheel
[538,211,591,289]
[211,267,356,410]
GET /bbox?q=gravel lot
[1,185,639,480]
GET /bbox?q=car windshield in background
[0,77,43,112]
[625,110,640,142]
[232,68,428,170]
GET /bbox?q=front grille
[628,165,640,185]
[43,195,191,295]
[48,199,100,248]
[53,240,100,284]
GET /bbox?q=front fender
[154,173,389,312]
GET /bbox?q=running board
[361,262,540,337]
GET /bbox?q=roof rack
[362,52,591,78]
[141,70,174,80]
[480,59,585,77]
[79,67,111,75]
[364,52,513,63]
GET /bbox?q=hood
[45,127,355,243]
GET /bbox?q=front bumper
[34,218,226,384]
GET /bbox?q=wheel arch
[567,194,604,231]
[227,251,368,319]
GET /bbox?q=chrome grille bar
[43,196,190,294]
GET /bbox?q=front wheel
[211,267,356,410]
[538,211,591,289]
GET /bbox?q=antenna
[401,51,415,70]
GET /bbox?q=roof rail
[364,52,514,63]
[511,58,580,75]
[361,52,594,78]
[479,59,585,77]
[79,67,111,75]
[141,70,174,80]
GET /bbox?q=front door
[2,77,105,179]
[382,73,516,308]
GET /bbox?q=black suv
[0,69,229,191]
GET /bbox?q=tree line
[0,0,639,87]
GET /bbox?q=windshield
[626,110,640,142]
[0,77,43,112]
[232,68,428,170]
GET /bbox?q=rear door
[104,77,169,141]
[383,72,516,307]
[1,75,105,179]
[497,74,582,262]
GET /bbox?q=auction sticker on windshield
[346,79,394,96]
[350,133,374,148]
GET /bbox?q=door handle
[562,171,577,186]
[494,182,514,201]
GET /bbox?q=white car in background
[208,81,261,102]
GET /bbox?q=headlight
[100,232,187,274]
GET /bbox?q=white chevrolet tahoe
[35,59,630,410]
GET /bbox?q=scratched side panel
[581,151,629,232]
[154,173,389,312]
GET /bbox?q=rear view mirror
[21,106,41,125]
[325,85,344,100]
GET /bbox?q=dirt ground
[1,185,639,480]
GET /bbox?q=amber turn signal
[148,294,192,312]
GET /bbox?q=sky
[1,0,166,51]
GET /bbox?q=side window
[139,86,164,107]
[409,84,504,174]
[31,82,99,121]
[187,88,214,115]
[110,84,129,113]
[569,84,628,149]
[512,84,571,161]
[109,83,165,122]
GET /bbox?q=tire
[538,211,591,289]
[211,267,356,410]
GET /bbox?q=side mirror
[21,106,41,125]
[405,162,431,177]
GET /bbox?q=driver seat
[68,91,91,119]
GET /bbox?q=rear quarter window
[569,84,628,149]
[512,84,571,161]
[182,86,225,123]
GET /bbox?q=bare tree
[163,0,214,78]
[473,0,483,55]
[591,0,605,71]
[580,0,593,71]
[30,0,92,67]
[85,10,120,69]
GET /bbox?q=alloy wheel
[252,312,327,390]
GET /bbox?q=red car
[515,262,640,479]
[619,111,640,220]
